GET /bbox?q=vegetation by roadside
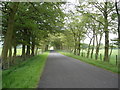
[58,51,119,73]
[2,52,49,88]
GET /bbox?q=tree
[2,3,19,68]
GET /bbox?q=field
[0,48,42,57]
[81,49,118,65]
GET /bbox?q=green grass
[2,52,49,88]
[58,51,119,73]
[82,49,118,65]
[0,69,1,90]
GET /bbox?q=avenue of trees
[1,2,65,69]
[0,1,120,69]
[50,1,120,63]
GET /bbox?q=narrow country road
[38,51,118,88]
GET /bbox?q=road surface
[38,51,118,88]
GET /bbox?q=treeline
[1,2,65,69]
[52,1,119,62]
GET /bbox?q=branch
[88,14,104,26]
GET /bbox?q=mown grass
[2,52,49,88]
[58,51,119,73]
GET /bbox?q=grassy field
[0,48,22,56]
[58,51,119,73]
[81,49,118,65]
[0,48,42,57]
[2,52,49,88]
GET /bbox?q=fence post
[100,54,102,61]
[116,55,117,66]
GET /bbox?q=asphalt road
[38,51,118,88]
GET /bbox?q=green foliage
[2,52,49,88]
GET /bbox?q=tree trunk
[31,43,35,56]
[13,45,17,57]
[87,38,93,58]
[109,45,113,61]
[8,46,12,68]
[78,43,81,56]
[91,36,95,59]
[78,36,81,56]
[115,0,120,68]
[26,45,30,56]
[74,43,77,55]
[22,44,26,60]
[103,2,109,62]
[115,0,120,49]
[45,44,48,51]
[12,45,16,65]
[22,45,25,56]
[1,3,19,69]
[35,47,38,55]
[95,33,103,60]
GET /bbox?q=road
[38,51,118,88]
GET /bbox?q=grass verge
[58,51,119,73]
[2,52,49,88]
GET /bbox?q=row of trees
[1,2,65,69]
[52,1,119,62]
[0,1,119,69]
